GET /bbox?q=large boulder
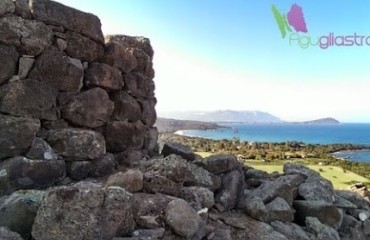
[66,161,91,180]
[29,47,83,93]
[0,79,58,120]
[165,199,202,238]
[14,0,31,19]
[162,141,196,161]
[244,195,269,222]
[266,197,294,223]
[271,221,312,240]
[32,183,135,240]
[0,190,44,238]
[132,193,173,229]
[106,170,144,193]
[305,217,340,240]
[84,62,123,91]
[103,41,137,73]
[62,88,114,128]
[18,56,35,79]
[283,163,320,178]
[105,35,154,58]
[30,0,104,43]
[139,98,157,126]
[47,128,106,160]
[105,121,146,152]
[194,154,240,174]
[65,31,104,62]
[180,186,215,211]
[293,200,342,228]
[0,114,40,160]
[0,0,15,16]
[0,157,65,196]
[124,72,152,98]
[90,153,116,178]
[299,175,335,203]
[215,169,245,211]
[335,190,370,210]
[144,127,159,155]
[0,15,52,55]
[26,137,58,160]
[184,163,221,192]
[0,44,18,85]
[111,91,142,122]
[252,174,305,204]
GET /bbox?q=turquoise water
[179,123,370,163]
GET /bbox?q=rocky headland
[0,1,369,240]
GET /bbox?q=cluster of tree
[160,133,368,161]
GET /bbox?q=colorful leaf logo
[287,4,308,33]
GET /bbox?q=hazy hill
[299,117,340,124]
[155,118,223,133]
[159,110,282,123]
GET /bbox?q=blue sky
[57,0,370,123]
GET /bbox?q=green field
[196,152,370,189]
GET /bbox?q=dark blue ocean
[178,123,370,163]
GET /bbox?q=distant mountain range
[159,110,282,123]
[158,110,340,124]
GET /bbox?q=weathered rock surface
[30,0,104,43]
[185,163,221,191]
[180,186,215,211]
[47,128,106,160]
[165,199,202,238]
[0,44,18,85]
[65,31,104,62]
[105,121,145,152]
[103,41,138,73]
[0,157,65,196]
[29,47,84,93]
[299,175,335,203]
[215,169,244,211]
[90,153,116,177]
[162,141,196,161]
[244,195,269,222]
[266,197,294,223]
[84,62,123,91]
[306,217,340,240]
[0,190,44,238]
[0,226,24,240]
[62,88,114,128]
[112,91,142,122]
[271,221,312,240]
[0,79,58,120]
[26,137,57,160]
[66,161,91,180]
[107,170,144,193]
[195,154,240,174]
[293,200,342,228]
[0,15,52,55]
[32,183,135,240]
[18,56,35,79]
[105,35,154,58]
[0,0,15,16]
[0,114,40,160]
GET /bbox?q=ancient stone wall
[0,0,157,196]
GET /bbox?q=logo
[272,3,370,49]
[272,4,307,39]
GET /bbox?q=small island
[290,117,340,124]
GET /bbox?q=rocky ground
[1,141,370,240]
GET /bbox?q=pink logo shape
[287,4,307,33]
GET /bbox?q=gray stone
[180,186,215,211]
[0,227,23,240]
[165,199,202,238]
[335,190,370,210]
[252,174,305,204]
[112,91,142,122]
[162,141,196,161]
[131,228,165,239]
[47,128,106,160]
[55,37,67,51]
[105,121,145,152]
[299,175,335,203]
[194,154,241,175]
[0,0,15,16]
[245,168,269,179]
[306,217,340,240]
[0,190,44,238]
[283,163,320,178]
[0,79,58,120]
[66,161,92,180]
[0,44,18,85]
[266,197,294,223]
[106,170,144,193]
[0,114,40,160]
[184,163,221,192]
[131,48,153,77]
[144,127,158,154]
[32,183,135,240]
[90,153,116,178]
[62,88,114,128]
[103,41,137,73]
[293,200,342,228]
[0,15,52,55]
[139,98,157,126]
[84,63,123,91]
[215,169,244,211]
[0,157,65,196]
[271,221,311,240]
[132,193,173,229]
[124,72,152,98]
[105,34,154,58]
[334,195,357,209]
[65,31,104,62]
[26,137,57,160]
[244,195,269,222]
[18,56,35,79]
[29,47,83,93]
[30,0,104,43]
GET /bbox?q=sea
[177,123,370,163]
